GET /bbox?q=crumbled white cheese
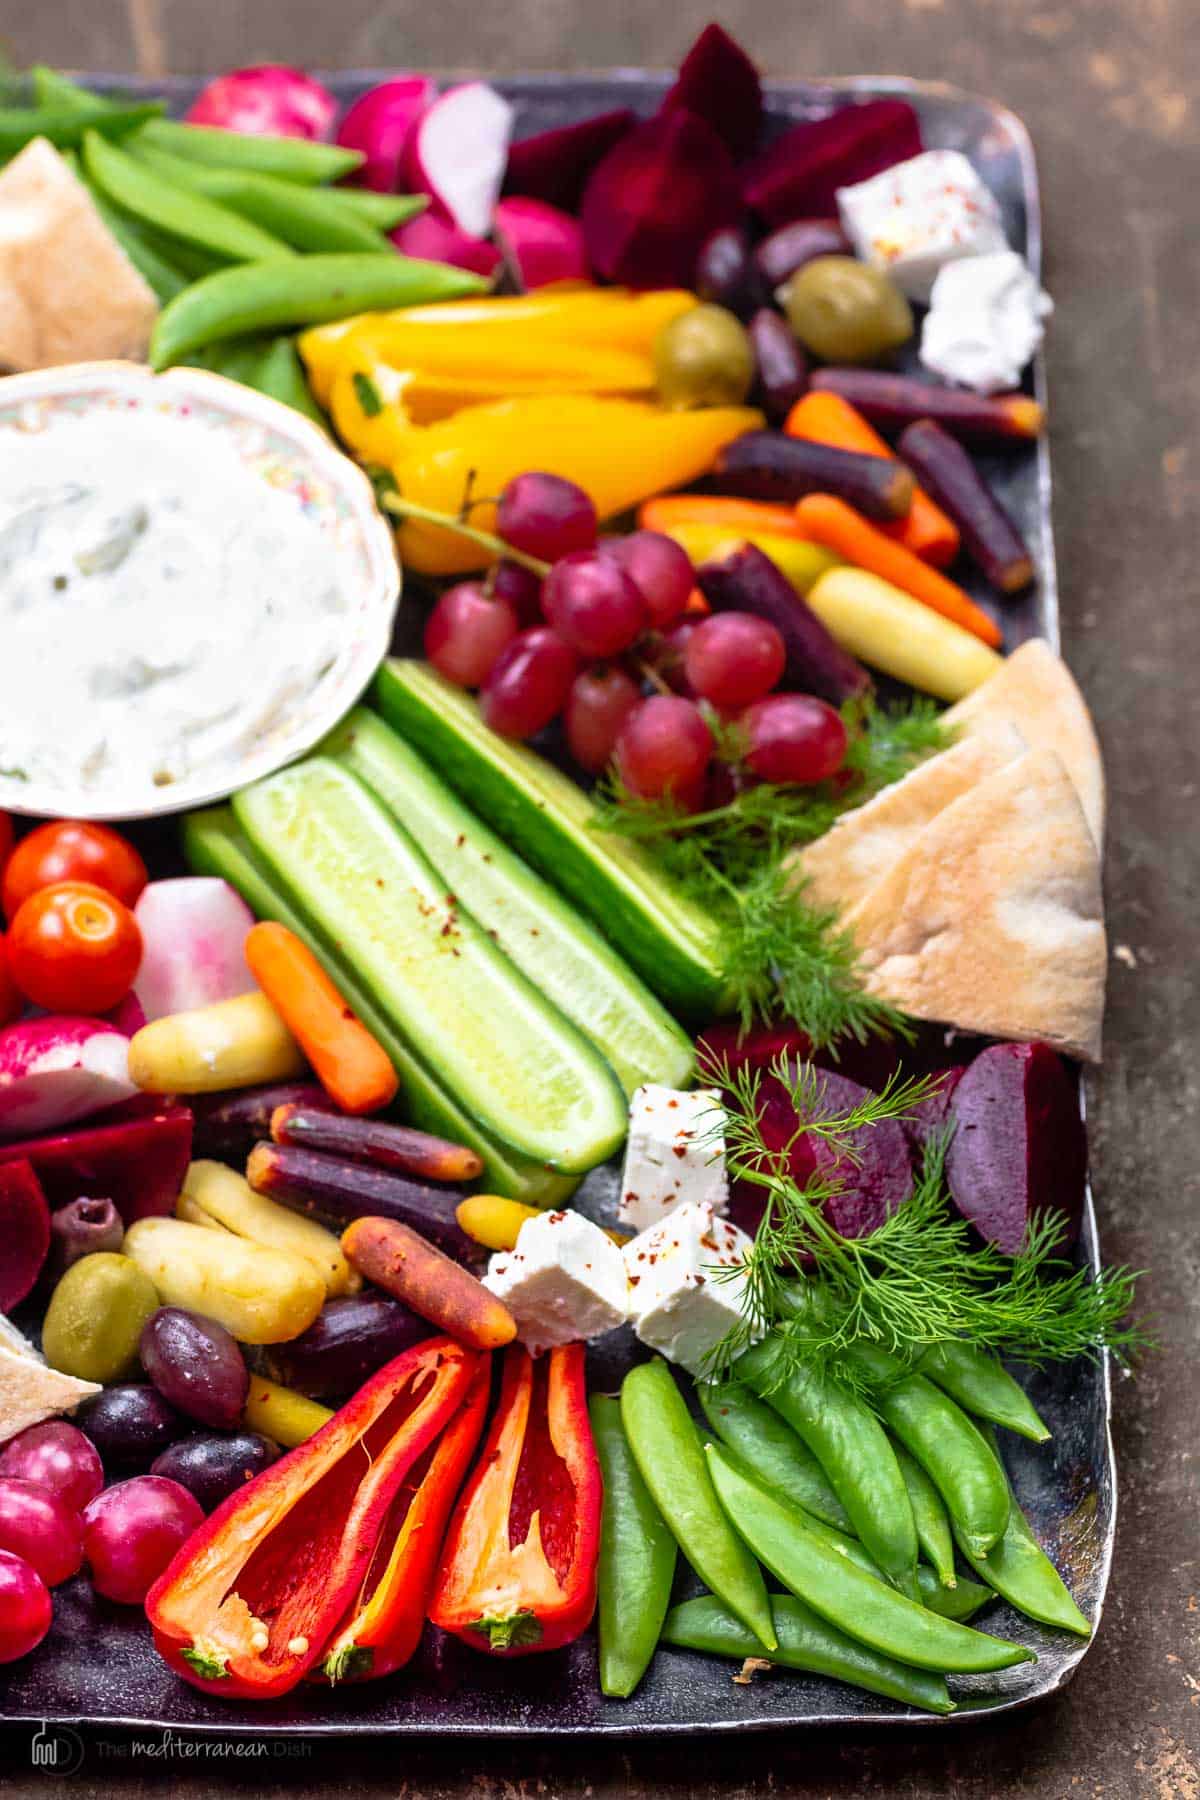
[919,250,1053,393]
[618,1084,727,1234]
[623,1200,757,1375]
[482,1208,629,1356]
[837,150,1009,302]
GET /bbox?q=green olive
[779,257,914,364]
[41,1252,160,1385]
[654,303,755,409]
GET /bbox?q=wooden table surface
[1,2,1197,1795]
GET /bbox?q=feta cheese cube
[623,1201,756,1374]
[837,150,1009,303]
[482,1208,629,1356]
[920,250,1053,393]
[618,1084,727,1234]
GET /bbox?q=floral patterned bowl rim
[0,359,401,822]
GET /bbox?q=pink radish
[336,77,436,192]
[132,880,255,1025]
[0,1018,135,1141]
[391,210,501,278]
[404,82,514,238]
[185,66,338,140]
[494,198,589,288]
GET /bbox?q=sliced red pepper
[317,1356,491,1684]
[429,1342,602,1657]
[145,1337,480,1700]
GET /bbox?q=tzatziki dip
[0,410,348,795]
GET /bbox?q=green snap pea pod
[83,130,293,265]
[707,1444,1034,1674]
[150,251,489,370]
[31,66,105,111]
[141,117,363,185]
[737,1339,919,1598]
[589,1394,677,1698]
[662,1593,955,1715]
[0,100,162,157]
[891,1439,958,1590]
[196,336,277,387]
[846,1342,1011,1560]
[698,1379,852,1533]
[248,337,329,428]
[919,1341,1051,1443]
[332,189,430,231]
[954,1428,1091,1637]
[82,182,189,303]
[621,1360,776,1652]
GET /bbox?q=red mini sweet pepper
[429,1342,602,1656]
[145,1337,481,1700]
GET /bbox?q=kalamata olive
[749,307,809,421]
[755,218,853,289]
[76,1384,183,1468]
[151,1432,280,1513]
[779,256,913,364]
[48,1197,124,1278]
[140,1307,249,1431]
[695,225,768,319]
[654,303,755,409]
[263,1291,430,1400]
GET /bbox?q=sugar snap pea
[954,1428,1091,1637]
[891,1439,958,1590]
[919,1341,1051,1443]
[150,252,490,370]
[141,117,363,185]
[83,182,189,303]
[663,1593,955,1715]
[83,130,292,265]
[0,100,161,157]
[737,1338,919,1598]
[590,1394,677,1698]
[621,1360,776,1652]
[331,189,430,231]
[698,1379,852,1533]
[250,337,329,428]
[707,1445,1034,1674]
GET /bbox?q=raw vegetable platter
[0,66,1116,1740]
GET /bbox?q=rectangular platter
[0,70,1114,1737]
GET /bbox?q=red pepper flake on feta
[836,150,1009,303]
[482,1208,629,1356]
[618,1084,728,1234]
[622,1200,758,1374]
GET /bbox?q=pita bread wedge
[843,748,1106,1062]
[0,1322,102,1444]
[942,639,1105,848]
[791,722,1026,914]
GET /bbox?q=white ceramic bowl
[0,361,400,822]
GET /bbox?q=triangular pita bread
[0,1338,101,1445]
[791,722,1026,914]
[842,748,1106,1061]
[942,639,1105,848]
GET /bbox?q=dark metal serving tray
[0,71,1112,1738]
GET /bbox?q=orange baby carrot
[638,494,812,541]
[794,494,1002,648]
[244,921,399,1116]
[342,1215,517,1351]
[785,391,960,569]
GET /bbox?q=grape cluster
[423,472,848,802]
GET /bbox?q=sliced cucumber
[233,759,628,1174]
[182,805,577,1207]
[323,708,694,1095]
[374,662,728,1022]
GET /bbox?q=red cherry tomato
[8,882,142,1015]
[0,936,21,1029]
[2,822,148,923]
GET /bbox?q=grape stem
[379,494,551,578]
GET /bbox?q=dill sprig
[702,1055,1149,1381]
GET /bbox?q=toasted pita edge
[0,1342,102,1445]
[842,747,1106,1062]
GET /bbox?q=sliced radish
[0,1017,135,1141]
[391,210,502,278]
[132,880,256,1025]
[494,198,589,288]
[405,82,514,238]
[336,76,436,193]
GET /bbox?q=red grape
[650,617,701,695]
[0,1550,51,1663]
[82,1475,204,1605]
[0,1478,82,1586]
[480,626,578,739]
[599,531,695,628]
[541,552,648,658]
[742,693,848,784]
[565,665,642,773]
[616,696,713,800]
[496,472,597,562]
[0,1422,103,1514]
[424,582,518,688]
[490,558,544,626]
[684,611,787,708]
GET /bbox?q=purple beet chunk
[661,22,763,158]
[946,1043,1086,1254]
[747,1062,913,1240]
[581,109,742,290]
[902,1066,966,1155]
[743,99,923,223]
[503,109,635,212]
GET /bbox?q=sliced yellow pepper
[651,522,845,597]
[328,359,417,466]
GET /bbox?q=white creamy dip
[920,251,1053,394]
[0,412,347,793]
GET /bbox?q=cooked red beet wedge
[743,99,922,223]
[902,1066,966,1153]
[0,1097,192,1225]
[581,109,742,289]
[661,23,763,158]
[502,108,635,211]
[946,1043,1086,1254]
[0,1160,50,1310]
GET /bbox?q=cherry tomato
[0,937,20,1029]
[8,882,142,1015]
[3,822,148,922]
